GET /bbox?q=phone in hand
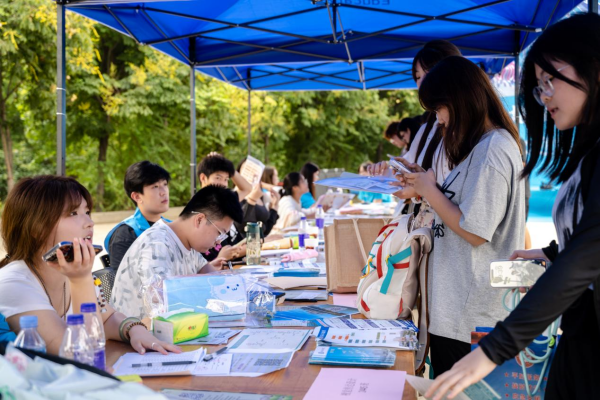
[490,259,547,288]
[389,159,412,174]
[42,241,103,263]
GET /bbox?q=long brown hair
[261,166,277,185]
[1,176,93,270]
[419,56,521,168]
[411,40,462,170]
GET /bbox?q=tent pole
[514,30,520,136]
[56,2,66,176]
[247,90,251,156]
[514,53,520,135]
[590,1,598,14]
[190,65,197,196]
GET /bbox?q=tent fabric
[65,0,579,90]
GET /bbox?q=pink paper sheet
[332,293,358,308]
[304,368,406,400]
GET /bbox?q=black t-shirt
[108,220,155,269]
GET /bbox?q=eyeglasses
[191,212,228,243]
[533,65,570,106]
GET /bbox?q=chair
[100,254,111,269]
[94,267,117,303]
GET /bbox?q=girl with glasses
[427,13,600,400]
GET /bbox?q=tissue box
[153,311,208,344]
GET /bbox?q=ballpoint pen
[203,346,228,362]
[132,361,196,367]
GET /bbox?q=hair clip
[4,254,9,260]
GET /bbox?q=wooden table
[106,301,416,399]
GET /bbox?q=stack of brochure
[309,345,396,368]
[314,326,419,351]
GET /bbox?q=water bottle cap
[67,314,84,326]
[80,303,97,313]
[317,205,323,208]
[19,315,38,329]
[301,216,307,220]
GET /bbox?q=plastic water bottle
[316,205,325,241]
[59,314,93,366]
[13,316,46,353]
[298,216,308,251]
[81,303,106,371]
[315,205,326,262]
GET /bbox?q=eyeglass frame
[190,211,228,243]
[533,65,571,107]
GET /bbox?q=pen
[203,346,228,362]
[131,361,196,367]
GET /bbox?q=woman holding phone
[427,13,600,399]
[0,175,179,356]
[402,56,525,377]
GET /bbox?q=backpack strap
[379,246,412,295]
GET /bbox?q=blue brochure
[309,345,396,367]
[163,274,247,320]
[272,304,359,321]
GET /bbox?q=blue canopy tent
[55,0,589,194]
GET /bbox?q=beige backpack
[356,213,433,371]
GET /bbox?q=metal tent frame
[54,0,595,195]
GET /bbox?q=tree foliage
[0,0,422,210]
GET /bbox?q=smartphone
[389,158,412,174]
[42,241,103,263]
[489,259,546,288]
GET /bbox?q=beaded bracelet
[118,317,139,342]
[125,321,148,341]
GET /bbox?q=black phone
[42,241,103,263]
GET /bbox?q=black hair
[282,172,303,197]
[520,13,600,183]
[383,121,402,139]
[300,162,319,199]
[124,161,171,206]
[412,40,462,82]
[419,56,520,168]
[197,154,235,179]
[179,185,243,223]
[411,40,462,171]
[398,117,422,151]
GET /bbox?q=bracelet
[125,321,148,341]
[118,317,139,342]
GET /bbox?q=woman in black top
[427,13,600,400]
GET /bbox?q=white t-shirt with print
[110,219,209,320]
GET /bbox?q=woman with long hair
[403,56,525,377]
[427,13,600,400]
[274,172,314,231]
[0,176,179,356]
[369,40,462,193]
[300,162,320,209]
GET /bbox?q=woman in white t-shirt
[0,175,179,356]
[274,172,315,231]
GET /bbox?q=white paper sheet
[227,329,311,353]
[228,352,295,377]
[180,329,240,345]
[192,354,233,376]
[240,155,265,185]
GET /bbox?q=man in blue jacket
[105,161,171,269]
